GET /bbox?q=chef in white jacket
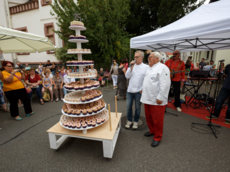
[141,52,171,147]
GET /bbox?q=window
[44,23,55,54]
[14,27,30,55]
[41,0,51,6]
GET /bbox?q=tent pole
[129,48,131,63]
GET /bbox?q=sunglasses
[173,53,179,55]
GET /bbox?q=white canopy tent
[130,0,230,52]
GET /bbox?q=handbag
[43,89,50,101]
[14,74,32,94]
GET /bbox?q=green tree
[125,0,205,36]
[158,0,205,27]
[50,0,130,69]
[125,0,161,36]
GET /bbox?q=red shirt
[190,63,194,71]
[124,63,128,70]
[165,59,185,82]
[25,74,41,83]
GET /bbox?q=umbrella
[0,26,56,53]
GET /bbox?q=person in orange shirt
[1,61,34,121]
[190,60,194,71]
[165,50,186,112]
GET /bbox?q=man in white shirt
[141,52,171,147]
[63,69,75,95]
[125,50,148,129]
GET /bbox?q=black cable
[0,113,62,147]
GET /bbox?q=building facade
[189,49,230,68]
[0,0,62,64]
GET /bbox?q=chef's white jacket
[125,63,148,93]
[141,62,171,105]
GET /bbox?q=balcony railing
[10,1,39,15]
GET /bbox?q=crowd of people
[0,51,229,148]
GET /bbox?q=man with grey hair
[15,61,23,69]
[165,50,186,112]
[125,50,148,129]
[141,52,170,147]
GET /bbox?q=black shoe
[151,140,160,147]
[206,115,218,120]
[225,119,230,125]
[144,131,154,137]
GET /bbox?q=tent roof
[130,0,230,52]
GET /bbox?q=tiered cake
[59,19,109,133]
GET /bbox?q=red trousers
[144,104,166,141]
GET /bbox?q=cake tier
[69,39,88,43]
[66,60,94,66]
[65,84,99,92]
[67,72,96,79]
[62,103,107,117]
[64,80,99,91]
[63,94,102,104]
[63,90,103,104]
[67,75,96,79]
[67,52,91,55]
[60,109,109,131]
[67,49,91,54]
[69,26,86,31]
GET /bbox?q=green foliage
[158,0,205,27]
[125,0,205,36]
[125,0,161,36]
[50,0,130,69]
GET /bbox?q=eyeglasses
[134,56,141,58]
[6,65,13,67]
[173,53,179,55]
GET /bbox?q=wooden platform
[47,112,122,158]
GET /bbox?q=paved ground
[0,85,230,172]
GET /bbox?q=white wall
[0,0,14,61]
[3,1,62,63]
[214,49,230,67]
[190,49,230,68]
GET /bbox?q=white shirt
[63,75,75,83]
[141,62,171,105]
[125,63,148,93]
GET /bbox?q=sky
[204,0,210,4]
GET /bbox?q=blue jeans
[126,92,142,122]
[214,88,230,119]
[28,85,42,99]
[63,87,67,95]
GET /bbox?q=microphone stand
[165,105,178,117]
[191,61,222,138]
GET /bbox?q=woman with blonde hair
[42,71,53,102]
[53,70,64,101]
[38,62,43,75]
[42,68,53,79]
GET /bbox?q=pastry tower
[59,18,109,134]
